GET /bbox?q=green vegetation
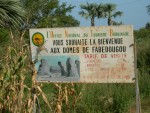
[79,3,104,26]
[136,29,150,99]
[21,0,79,28]
[79,2,123,26]
[0,0,150,113]
[104,3,123,26]
[0,0,25,28]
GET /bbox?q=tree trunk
[108,18,112,26]
[91,17,95,26]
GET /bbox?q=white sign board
[29,25,135,83]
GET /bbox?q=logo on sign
[32,32,45,46]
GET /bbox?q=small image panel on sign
[36,56,80,82]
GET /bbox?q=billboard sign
[29,25,135,83]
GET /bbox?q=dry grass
[0,31,82,113]
[0,31,51,113]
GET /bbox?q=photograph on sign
[36,56,80,82]
[29,25,135,83]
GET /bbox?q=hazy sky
[60,0,150,30]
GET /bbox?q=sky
[59,0,150,30]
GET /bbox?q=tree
[147,5,150,16]
[145,5,150,29]
[96,4,106,23]
[79,2,98,26]
[0,0,25,28]
[145,22,150,29]
[43,2,79,27]
[104,3,123,26]
[19,0,79,40]
[21,0,79,28]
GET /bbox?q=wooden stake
[135,41,141,113]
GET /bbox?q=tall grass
[0,32,52,113]
[0,30,83,113]
[137,37,150,98]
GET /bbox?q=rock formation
[66,57,79,77]
[37,59,51,77]
[58,61,67,76]
[75,60,80,76]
